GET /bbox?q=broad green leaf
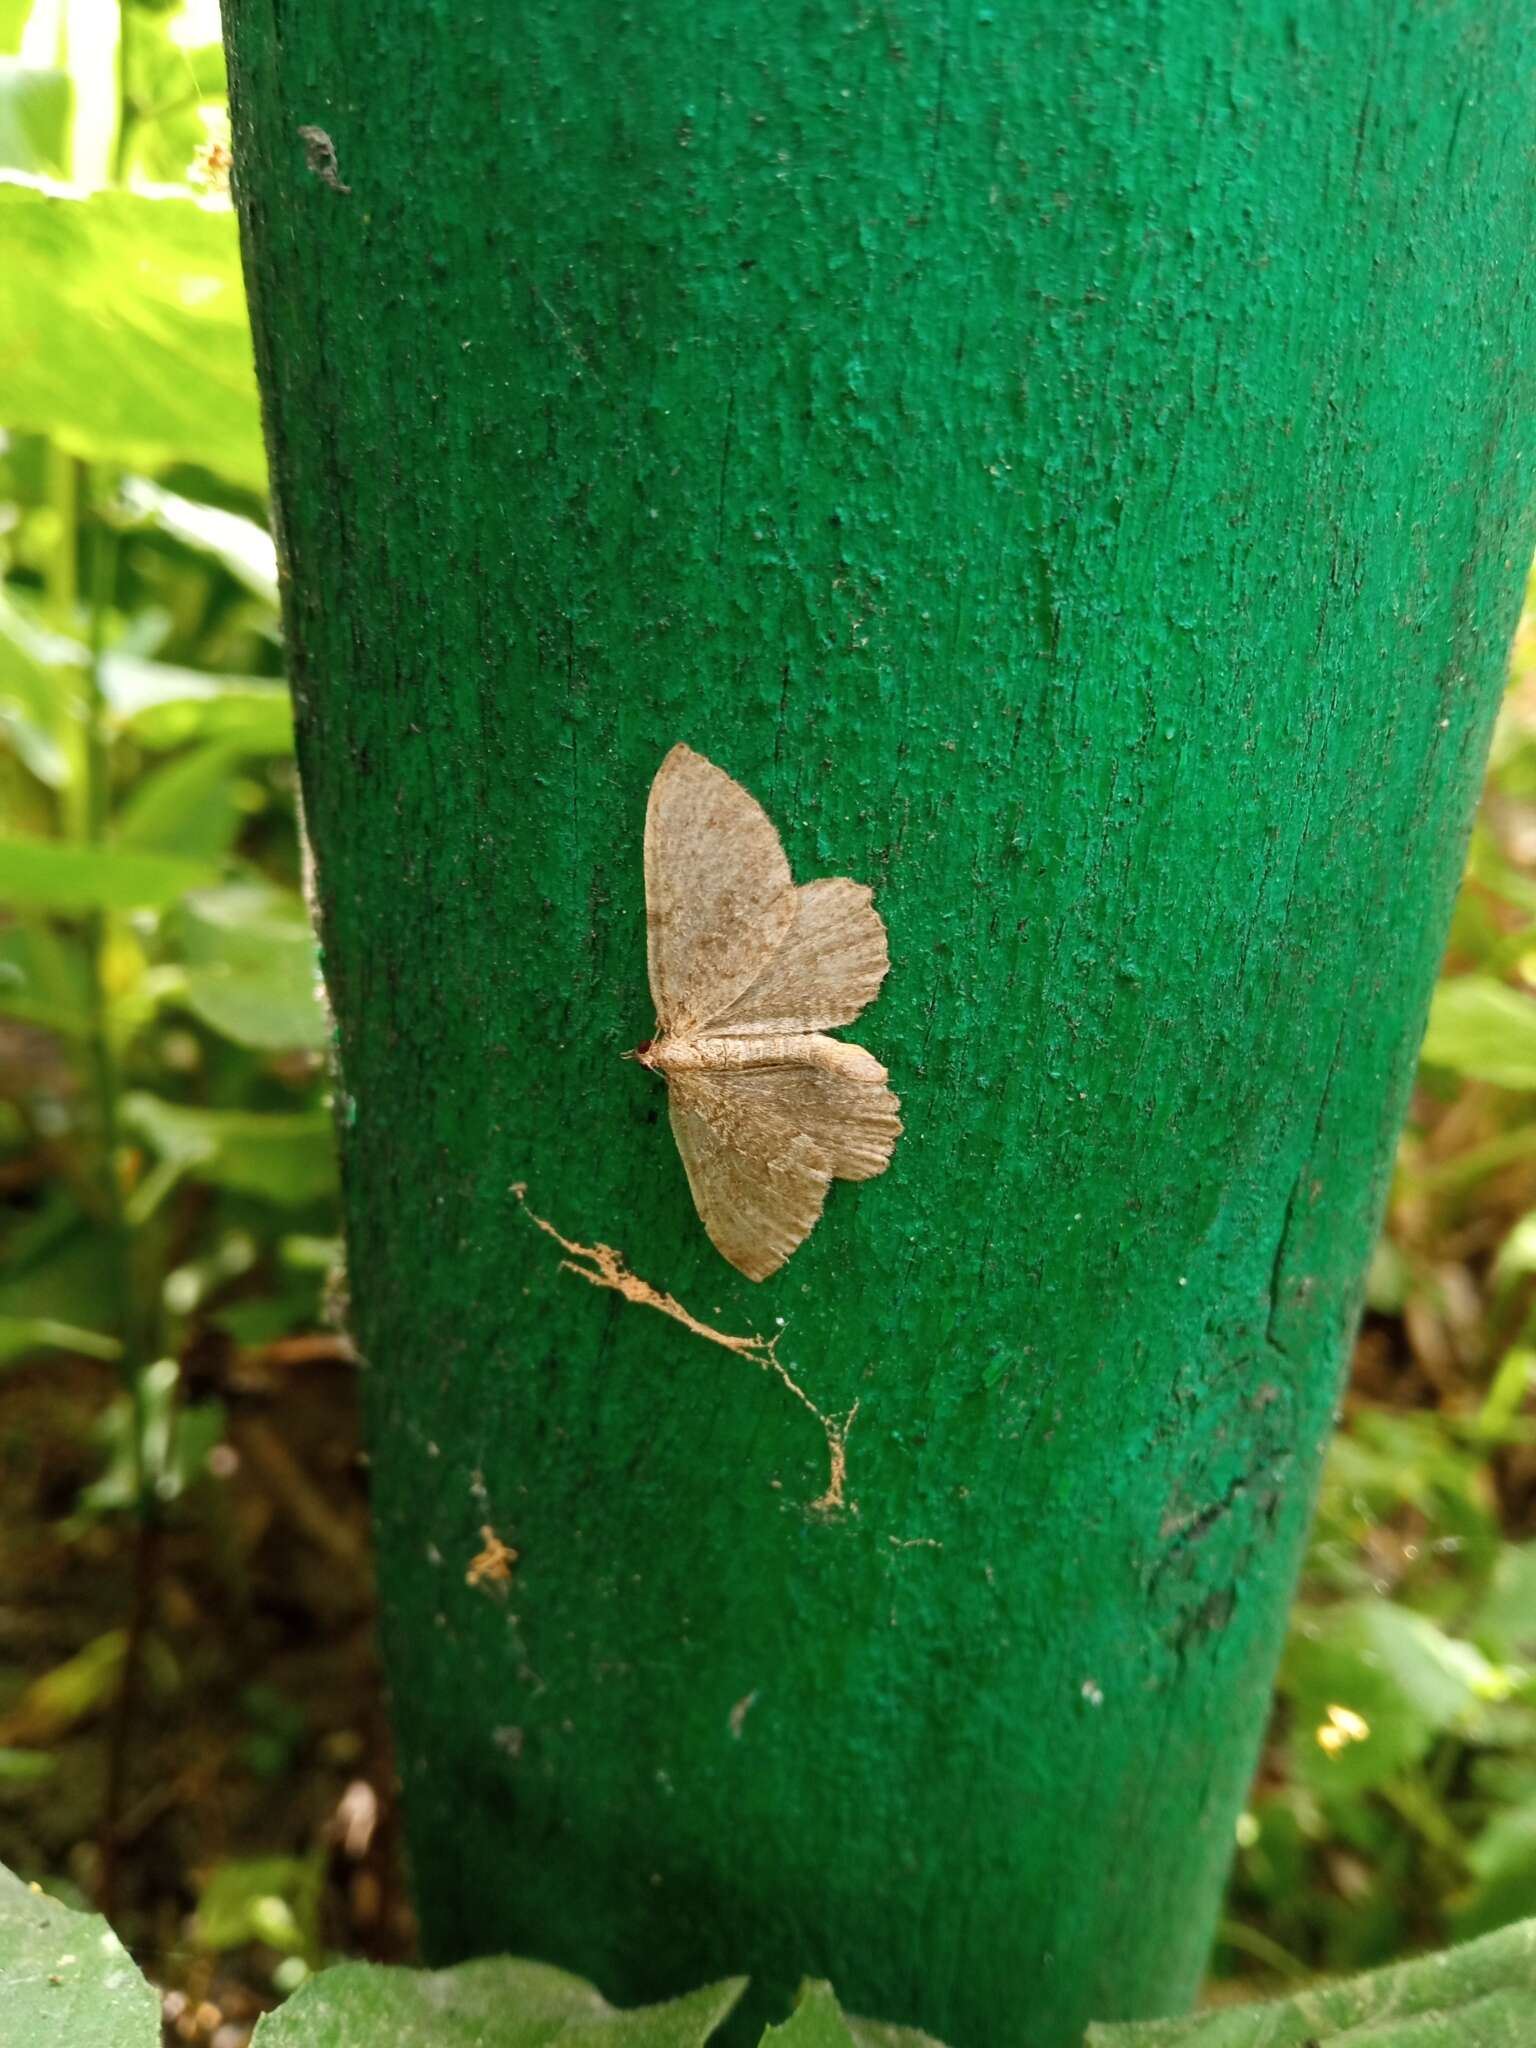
[1420,978,1536,1091]
[0,833,217,909]
[0,1863,159,2048]
[174,884,327,1050]
[249,1957,746,2048]
[0,0,33,57]
[1086,1916,1536,2044]
[115,737,246,859]
[122,1091,336,1204]
[0,60,69,178]
[0,175,263,490]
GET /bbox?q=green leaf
[0,0,33,58]
[0,1315,121,1365]
[0,175,264,490]
[193,1854,323,1964]
[1086,1917,1536,2044]
[1456,1800,1536,1942]
[119,18,226,187]
[80,1360,225,1513]
[0,60,70,179]
[761,1983,860,2046]
[249,1957,746,2048]
[0,591,83,787]
[122,1091,336,1204]
[758,1982,943,2046]
[104,653,293,752]
[174,884,327,1050]
[0,1749,56,1783]
[1,1632,127,1742]
[0,833,217,910]
[115,737,246,859]
[0,916,93,1035]
[120,476,279,607]
[0,1862,159,2048]
[1282,1599,1498,1795]
[1420,978,1536,1091]
[1473,1546,1536,1662]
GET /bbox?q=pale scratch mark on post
[728,1689,759,1739]
[512,1184,857,1512]
[297,124,351,194]
[466,1525,518,1590]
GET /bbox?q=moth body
[641,1032,886,1082]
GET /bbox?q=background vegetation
[5,1,1536,2038]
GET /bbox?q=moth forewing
[644,743,795,1036]
[636,744,902,1280]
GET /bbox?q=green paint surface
[223,5,1536,2044]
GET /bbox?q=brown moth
[628,743,901,1281]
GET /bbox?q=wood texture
[222,4,1536,2042]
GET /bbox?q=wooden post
[224,5,1536,2041]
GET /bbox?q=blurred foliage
[1220,607,1536,1982]
[4,0,1536,2040]
[16,1853,1536,2048]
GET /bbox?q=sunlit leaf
[103,651,292,750]
[0,174,263,489]
[1421,979,1536,1091]
[120,476,278,607]
[0,59,69,178]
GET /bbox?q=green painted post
[223,5,1536,2043]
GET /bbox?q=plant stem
[79,468,161,1925]
[81,470,136,1395]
